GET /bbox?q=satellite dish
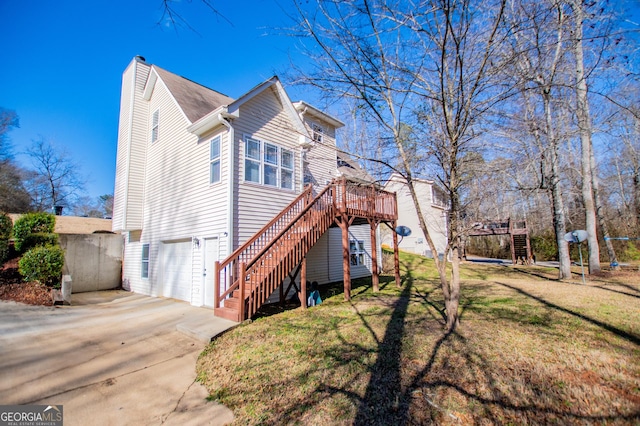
[564,230,588,243]
[395,226,412,237]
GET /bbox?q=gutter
[218,113,235,258]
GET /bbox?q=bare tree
[24,137,85,213]
[0,108,31,212]
[568,0,602,273]
[500,0,574,277]
[291,0,512,331]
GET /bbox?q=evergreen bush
[0,213,12,263]
[13,212,56,253]
[18,244,65,287]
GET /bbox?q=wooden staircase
[213,179,397,322]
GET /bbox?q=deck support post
[214,260,220,309]
[392,220,401,287]
[300,257,307,309]
[369,219,380,292]
[239,262,246,321]
[337,213,351,301]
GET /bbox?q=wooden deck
[214,178,399,322]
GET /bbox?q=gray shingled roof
[337,152,375,184]
[154,66,234,123]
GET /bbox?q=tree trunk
[543,92,572,279]
[591,144,619,269]
[572,0,601,273]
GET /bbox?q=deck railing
[214,178,397,320]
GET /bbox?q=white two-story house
[112,56,397,317]
[384,173,449,259]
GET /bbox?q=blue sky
[0,0,310,201]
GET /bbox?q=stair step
[214,306,241,322]
[224,297,240,311]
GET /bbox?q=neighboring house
[112,56,396,317]
[383,173,449,259]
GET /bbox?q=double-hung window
[244,137,294,190]
[264,143,278,186]
[245,137,261,183]
[350,240,366,266]
[141,244,150,278]
[210,136,221,184]
[311,123,323,143]
[281,148,294,189]
[151,109,159,143]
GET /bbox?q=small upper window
[432,186,448,209]
[141,244,150,278]
[311,123,323,143]
[210,136,221,184]
[151,109,159,143]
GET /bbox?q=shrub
[13,212,56,253]
[530,231,558,261]
[18,244,65,287]
[0,213,12,263]
[622,241,640,262]
[21,232,59,252]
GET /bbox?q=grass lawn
[196,251,640,425]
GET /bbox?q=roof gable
[229,77,308,139]
[152,66,234,123]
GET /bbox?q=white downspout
[219,113,235,257]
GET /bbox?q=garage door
[161,241,192,302]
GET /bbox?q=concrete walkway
[0,290,238,425]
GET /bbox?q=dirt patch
[0,257,52,306]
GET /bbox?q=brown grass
[197,254,640,425]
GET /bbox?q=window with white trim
[350,240,365,266]
[311,123,324,143]
[244,137,295,190]
[311,123,323,143]
[432,186,448,209]
[141,244,150,278]
[210,136,221,184]
[151,109,159,143]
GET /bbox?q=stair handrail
[218,184,314,272]
[216,183,335,304]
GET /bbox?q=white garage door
[161,241,192,302]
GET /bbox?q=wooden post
[239,262,246,321]
[214,260,220,309]
[509,218,516,264]
[392,220,401,287]
[369,219,379,292]
[338,214,351,301]
[300,257,307,309]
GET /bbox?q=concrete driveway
[0,291,237,425]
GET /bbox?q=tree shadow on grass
[494,281,640,346]
[592,283,640,299]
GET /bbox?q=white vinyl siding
[385,176,448,258]
[113,59,151,232]
[326,226,372,282]
[234,87,302,246]
[303,119,338,189]
[119,67,230,305]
